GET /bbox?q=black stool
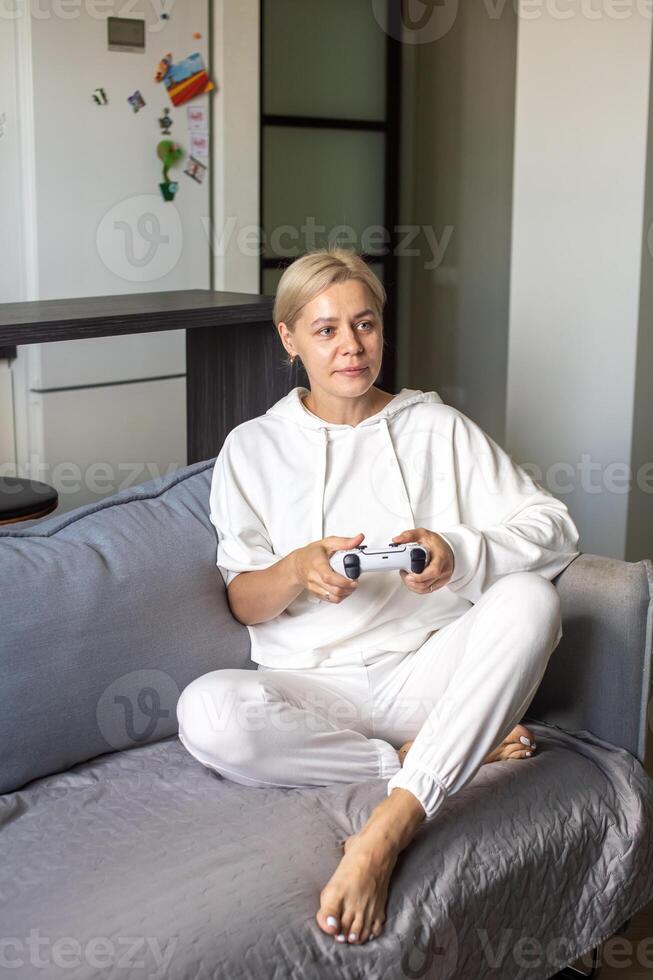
[0,476,59,526]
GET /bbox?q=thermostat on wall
[107,17,145,53]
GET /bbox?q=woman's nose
[343,332,363,352]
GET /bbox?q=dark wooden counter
[0,290,274,345]
[0,289,305,463]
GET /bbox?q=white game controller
[329,542,430,581]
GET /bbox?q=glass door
[260,0,401,391]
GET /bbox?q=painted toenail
[336,934,346,942]
[348,933,357,942]
[520,736,531,746]
[326,916,338,928]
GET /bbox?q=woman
[176,247,580,947]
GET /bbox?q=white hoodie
[209,386,580,669]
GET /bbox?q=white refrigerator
[5,0,211,514]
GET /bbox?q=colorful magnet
[127,90,146,113]
[155,53,172,83]
[159,180,178,201]
[155,51,215,107]
[190,131,208,158]
[92,87,108,105]
[193,32,202,39]
[158,108,173,134]
[184,156,206,183]
[157,139,184,201]
[186,105,207,132]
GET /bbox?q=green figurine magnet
[157,139,184,201]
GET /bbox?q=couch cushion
[0,459,251,795]
[0,720,652,979]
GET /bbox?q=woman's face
[279,279,384,396]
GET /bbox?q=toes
[316,899,342,937]
[369,916,384,940]
[510,723,535,748]
[346,914,366,944]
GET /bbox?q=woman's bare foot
[315,789,424,945]
[315,724,539,945]
[397,722,537,768]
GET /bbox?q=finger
[391,528,424,544]
[399,574,436,594]
[325,532,365,553]
[403,562,446,583]
[320,563,359,589]
[315,568,358,596]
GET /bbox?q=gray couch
[1,458,652,980]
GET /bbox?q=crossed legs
[176,571,562,945]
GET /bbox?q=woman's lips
[339,366,367,374]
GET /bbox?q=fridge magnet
[157,138,184,201]
[186,104,207,132]
[92,87,108,105]
[160,180,178,202]
[127,90,146,113]
[154,53,173,83]
[184,155,206,184]
[193,32,202,39]
[155,51,215,107]
[190,131,209,158]
[158,108,173,134]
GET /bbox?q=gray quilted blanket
[1,719,652,980]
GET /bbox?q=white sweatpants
[176,572,563,824]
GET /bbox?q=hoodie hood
[265,386,444,539]
[265,386,442,431]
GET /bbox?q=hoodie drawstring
[314,428,327,540]
[313,419,417,543]
[380,417,417,529]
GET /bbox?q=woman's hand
[392,527,455,594]
[292,532,365,604]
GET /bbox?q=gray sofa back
[1,460,651,797]
[531,553,652,767]
[0,460,251,796]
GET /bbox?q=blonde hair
[273,247,387,367]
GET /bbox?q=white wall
[506,9,653,559]
[0,12,32,304]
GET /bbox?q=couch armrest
[525,553,653,766]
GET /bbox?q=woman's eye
[318,322,373,337]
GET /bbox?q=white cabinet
[30,376,187,514]
[27,331,186,391]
